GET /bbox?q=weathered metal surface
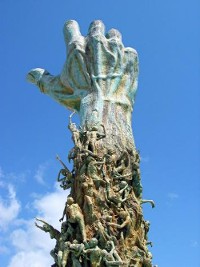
[27,20,138,150]
[28,20,155,267]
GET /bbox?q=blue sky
[0,0,199,266]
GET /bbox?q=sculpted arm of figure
[59,205,67,222]
[56,155,71,171]
[109,241,116,255]
[105,183,112,203]
[118,184,128,194]
[94,161,104,165]
[35,218,49,231]
[108,216,130,229]
[104,188,110,204]
[83,248,93,254]
[35,222,44,231]
[121,195,129,203]
[141,199,155,208]
[82,149,103,162]
[57,169,66,182]
[96,125,106,140]
[69,243,84,257]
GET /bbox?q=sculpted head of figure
[105,241,113,252]
[89,238,98,248]
[67,197,74,205]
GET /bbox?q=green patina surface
[28,20,155,267]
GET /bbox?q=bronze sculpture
[27,20,155,267]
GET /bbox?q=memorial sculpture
[27,20,155,267]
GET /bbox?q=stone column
[28,20,154,267]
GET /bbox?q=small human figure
[84,124,106,153]
[131,244,153,267]
[35,218,60,264]
[68,111,82,148]
[143,251,153,267]
[57,220,74,267]
[57,169,73,190]
[60,241,70,267]
[56,155,74,190]
[81,175,99,223]
[86,155,105,189]
[107,209,132,240]
[131,245,146,267]
[35,218,60,239]
[103,148,117,176]
[105,181,130,207]
[131,150,143,198]
[59,197,86,242]
[103,240,123,266]
[100,210,116,239]
[57,221,72,267]
[141,220,153,247]
[143,220,150,241]
[68,146,85,173]
[83,238,104,267]
[114,151,129,175]
[62,240,84,267]
[112,151,132,182]
[114,159,127,176]
[93,220,111,248]
[70,240,85,267]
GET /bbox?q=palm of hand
[27,20,138,112]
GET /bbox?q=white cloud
[0,167,29,184]
[7,184,69,267]
[0,182,21,230]
[10,221,54,253]
[33,185,68,228]
[0,166,69,267]
[8,251,52,267]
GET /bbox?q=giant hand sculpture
[27,20,139,149]
[28,21,155,267]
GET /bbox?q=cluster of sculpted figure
[28,19,157,267]
[35,115,155,267]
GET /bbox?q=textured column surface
[27,20,155,267]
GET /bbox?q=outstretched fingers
[88,20,105,37]
[63,20,84,51]
[106,28,122,42]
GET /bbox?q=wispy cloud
[0,166,69,267]
[190,240,199,248]
[0,181,21,230]
[0,166,30,184]
[167,192,179,200]
[33,184,68,227]
[8,250,53,267]
[34,162,49,185]
[7,184,68,267]
[140,156,150,163]
[0,245,9,254]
